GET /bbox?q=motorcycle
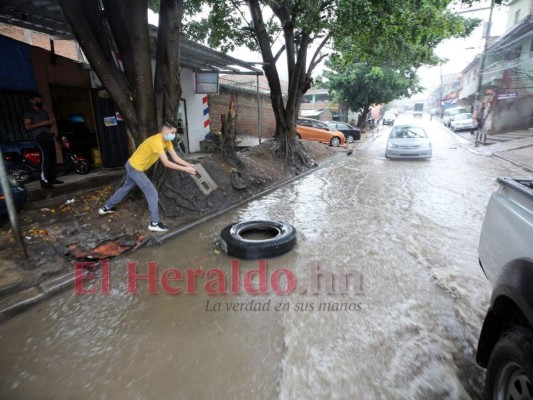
[6,135,90,184]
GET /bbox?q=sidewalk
[454,128,533,172]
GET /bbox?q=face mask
[164,133,176,141]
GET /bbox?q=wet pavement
[0,115,529,400]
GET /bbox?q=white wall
[181,68,210,153]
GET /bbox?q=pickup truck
[476,177,533,398]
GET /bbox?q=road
[0,114,525,400]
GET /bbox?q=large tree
[185,0,488,169]
[57,0,190,150]
[326,61,423,127]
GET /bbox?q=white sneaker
[98,206,117,215]
[148,222,168,232]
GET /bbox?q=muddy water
[0,116,526,400]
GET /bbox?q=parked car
[325,121,361,143]
[442,107,468,127]
[296,118,346,147]
[0,175,27,218]
[385,125,432,159]
[382,112,396,125]
[450,113,478,131]
[476,177,533,398]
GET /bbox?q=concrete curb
[0,272,76,322]
[493,152,533,173]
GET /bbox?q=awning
[0,0,262,75]
[300,109,324,118]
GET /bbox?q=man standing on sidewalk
[98,120,196,232]
[476,105,485,131]
[23,93,62,188]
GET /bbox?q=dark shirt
[23,108,54,142]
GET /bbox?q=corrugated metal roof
[0,0,262,75]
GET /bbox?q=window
[297,119,313,127]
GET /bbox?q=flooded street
[0,116,526,400]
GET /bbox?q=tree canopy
[325,62,423,125]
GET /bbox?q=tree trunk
[220,98,244,169]
[247,0,312,172]
[154,0,184,126]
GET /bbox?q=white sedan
[451,113,478,131]
[386,125,432,160]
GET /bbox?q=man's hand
[183,165,197,175]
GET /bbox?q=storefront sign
[196,72,219,94]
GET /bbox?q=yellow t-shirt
[129,133,173,171]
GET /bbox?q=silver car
[386,125,432,159]
[451,113,478,131]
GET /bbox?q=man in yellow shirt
[98,120,196,232]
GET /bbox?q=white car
[451,113,478,131]
[386,125,432,159]
[443,107,468,127]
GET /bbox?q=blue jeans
[105,161,159,224]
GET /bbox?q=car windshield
[390,127,427,139]
[450,108,467,116]
[455,113,472,120]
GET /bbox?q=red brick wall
[209,86,276,138]
[0,23,83,62]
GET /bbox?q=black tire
[220,220,297,259]
[8,164,32,184]
[346,134,354,143]
[74,161,90,174]
[485,327,533,400]
[296,133,301,140]
[330,136,341,147]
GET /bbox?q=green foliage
[333,0,482,70]
[325,59,423,112]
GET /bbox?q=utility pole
[476,0,495,111]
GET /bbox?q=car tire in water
[330,137,341,147]
[220,220,297,259]
[485,327,533,400]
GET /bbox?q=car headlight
[387,142,398,148]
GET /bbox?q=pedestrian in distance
[23,93,63,188]
[98,119,197,232]
[476,106,485,131]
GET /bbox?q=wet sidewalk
[454,128,533,172]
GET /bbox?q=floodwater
[0,115,527,400]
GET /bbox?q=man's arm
[167,148,195,168]
[158,151,196,175]
[24,118,55,131]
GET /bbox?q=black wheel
[7,165,32,184]
[296,134,301,140]
[346,134,354,143]
[220,220,297,259]
[74,161,90,174]
[330,136,341,147]
[486,327,533,400]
